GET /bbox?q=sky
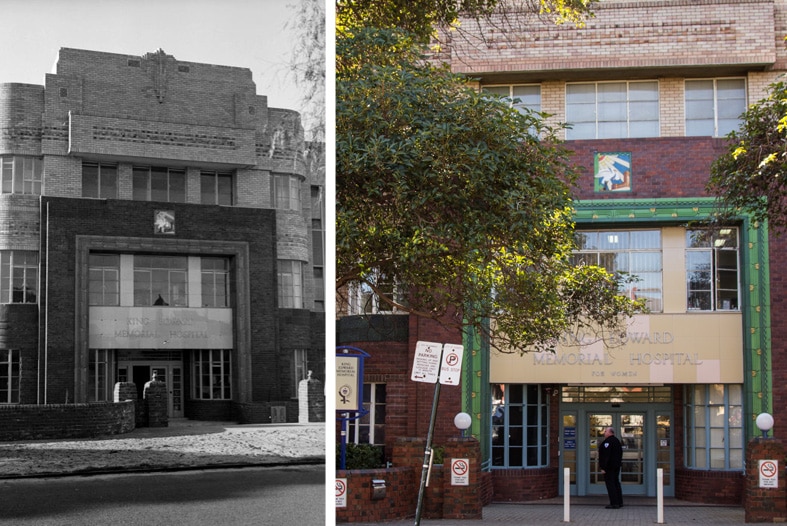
[0,0,310,113]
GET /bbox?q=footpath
[0,419,324,478]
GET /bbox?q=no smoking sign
[451,458,470,486]
[759,460,779,488]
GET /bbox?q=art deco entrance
[559,386,673,497]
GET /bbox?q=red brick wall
[744,438,786,522]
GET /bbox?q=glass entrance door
[589,413,645,494]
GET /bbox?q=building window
[278,260,304,308]
[684,384,743,470]
[0,349,20,403]
[201,171,233,205]
[133,166,186,202]
[685,79,746,137]
[0,251,38,304]
[572,230,663,312]
[686,228,739,311]
[192,349,232,400]
[1,156,42,195]
[133,255,188,307]
[273,174,302,211]
[201,257,229,308]
[482,84,541,115]
[88,254,120,306]
[347,271,407,315]
[88,349,113,402]
[311,186,324,311]
[293,349,308,396]
[82,162,118,199]
[566,81,659,140]
[349,383,386,446]
[491,384,549,468]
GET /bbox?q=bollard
[657,468,664,524]
[563,467,570,523]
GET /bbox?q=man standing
[598,426,623,509]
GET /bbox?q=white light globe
[454,412,472,431]
[756,412,774,432]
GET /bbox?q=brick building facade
[0,47,324,423]
[337,0,787,505]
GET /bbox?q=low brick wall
[675,466,744,504]
[0,401,135,441]
[336,467,417,523]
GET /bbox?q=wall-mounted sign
[759,460,778,488]
[450,458,470,486]
[594,152,632,192]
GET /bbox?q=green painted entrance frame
[462,197,772,467]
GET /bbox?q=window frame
[481,84,542,115]
[273,174,302,211]
[685,228,740,311]
[191,349,232,400]
[87,349,114,402]
[200,171,233,205]
[684,384,744,470]
[0,250,38,304]
[491,383,550,468]
[566,80,660,140]
[1,156,42,195]
[88,253,120,306]
[278,259,304,309]
[348,382,387,446]
[685,78,746,137]
[311,185,324,311]
[571,230,663,312]
[132,166,186,203]
[0,349,20,404]
[200,257,230,308]
[133,255,188,307]
[82,162,118,199]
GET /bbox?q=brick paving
[342,497,746,525]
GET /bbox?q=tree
[336,24,644,353]
[285,0,326,141]
[708,78,787,231]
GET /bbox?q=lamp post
[454,412,472,438]
[756,412,775,438]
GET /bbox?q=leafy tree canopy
[336,26,644,353]
[337,0,597,45]
[708,78,787,231]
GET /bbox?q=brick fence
[336,436,490,523]
[0,401,135,441]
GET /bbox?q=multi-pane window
[87,349,113,402]
[482,85,541,115]
[88,254,120,306]
[273,174,302,211]
[133,166,186,202]
[0,251,38,304]
[201,257,230,308]
[201,171,233,205]
[572,230,663,312]
[0,350,20,403]
[133,255,188,307]
[566,81,659,140]
[684,384,743,470]
[311,186,324,311]
[491,384,549,468]
[348,383,386,446]
[347,271,408,315]
[192,349,232,399]
[1,156,42,195]
[82,163,118,199]
[278,260,304,308]
[685,79,746,137]
[686,228,739,311]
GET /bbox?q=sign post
[336,346,370,470]
[411,341,465,526]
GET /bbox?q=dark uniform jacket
[599,434,623,472]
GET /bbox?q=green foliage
[339,443,386,469]
[336,0,597,45]
[708,79,787,231]
[336,27,644,353]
